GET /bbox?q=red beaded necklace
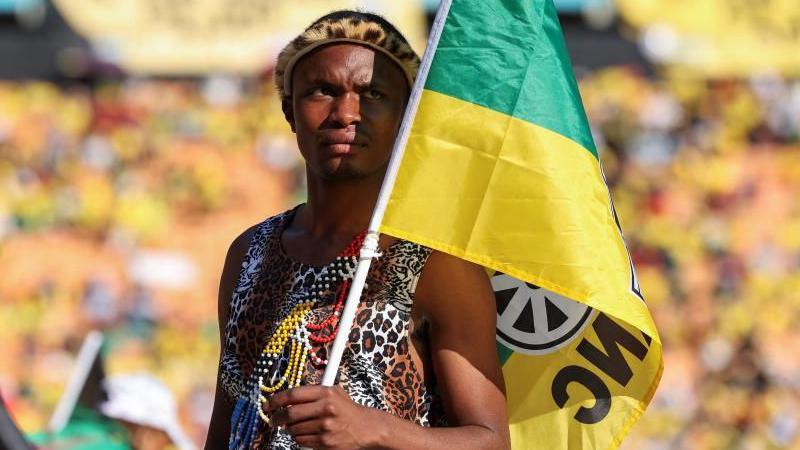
[252,230,368,400]
[230,222,371,448]
[306,230,367,358]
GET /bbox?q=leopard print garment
[220,207,447,449]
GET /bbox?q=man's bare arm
[376,250,510,449]
[204,225,258,450]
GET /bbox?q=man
[206,10,509,450]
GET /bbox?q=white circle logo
[492,272,595,355]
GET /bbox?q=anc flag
[379,0,663,448]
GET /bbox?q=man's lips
[319,132,366,144]
[319,132,367,154]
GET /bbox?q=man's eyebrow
[301,76,337,86]
[298,74,387,88]
[355,78,390,88]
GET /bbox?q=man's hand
[265,250,510,450]
[268,385,385,449]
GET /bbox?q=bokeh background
[1,0,799,448]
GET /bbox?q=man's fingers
[294,433,323,449]
[270,401,326,426]
[286,418,338,436]
[268,385,344,411]
[268,385,329,411]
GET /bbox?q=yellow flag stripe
[380,89,659,342]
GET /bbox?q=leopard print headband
[275,10,421,100]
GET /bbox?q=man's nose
[329,92,361,126]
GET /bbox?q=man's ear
[282,98,296,133]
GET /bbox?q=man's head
[275,11,420,181]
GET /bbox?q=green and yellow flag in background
[380,0,663,448]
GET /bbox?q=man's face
[285,43,410,181]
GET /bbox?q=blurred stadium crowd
[1,69,799,449]
[583,69,800,449]
[0,78,305,445]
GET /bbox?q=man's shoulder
[383,240,486,278]
[226,207,293,261]
[419,250,482,275]
[260,206,296,233]
[385,236,431,255]
[415,251,493,305]
[238,207,296,244]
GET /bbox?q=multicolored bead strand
[228,230,367,450]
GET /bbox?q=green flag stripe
[425,0,597,157]
[496,341,514,365]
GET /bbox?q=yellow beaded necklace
[252,231,367,424]
[228,229,369,450]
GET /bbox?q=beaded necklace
[228,230,367,450]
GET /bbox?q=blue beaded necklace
[228,232,365,449]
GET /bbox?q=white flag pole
[321,0,454,386]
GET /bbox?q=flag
[379,0,663,448]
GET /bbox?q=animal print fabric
[220,207,447,449]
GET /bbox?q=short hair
[274,10,421,100]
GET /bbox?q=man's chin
[316,165,371,182]
[309,158,388,183]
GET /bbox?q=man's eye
[363,89,383,100]
[311,87,335,96]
